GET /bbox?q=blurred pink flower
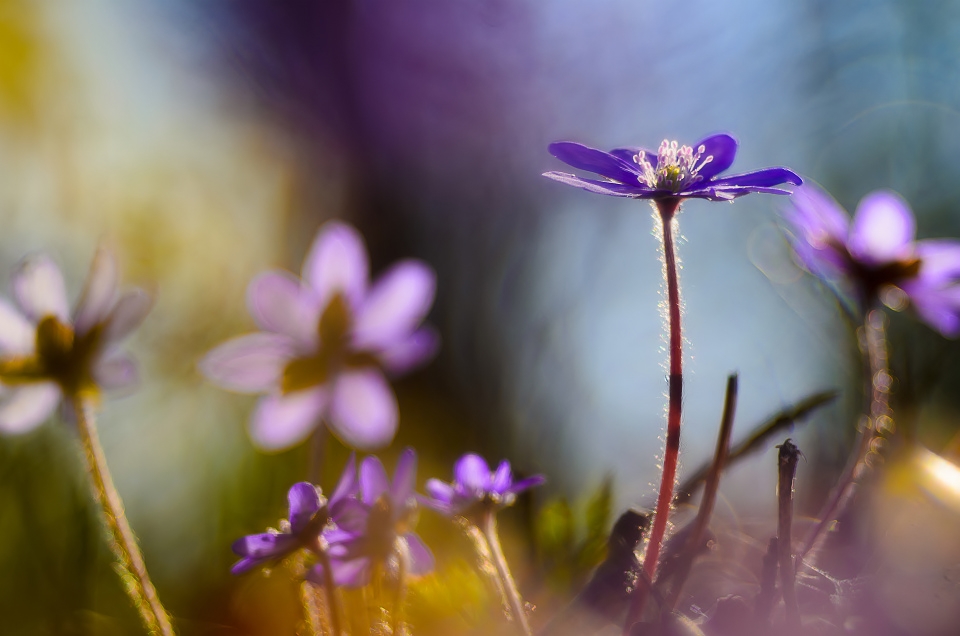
[201,222,438,451]
[0,248,153,433]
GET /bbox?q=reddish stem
[624,198,683,633]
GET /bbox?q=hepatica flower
[312,448,434,587]
[786,185,960,336]
[424,453,544,517]
[0,248,152,433]
[232,454,361,574]
[201,222,438,451]
[543,134,801,203]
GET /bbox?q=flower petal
[377,326,439,376]
[330,498,368,533]
[424,479,455,508]
[93,353,138,391]
[542,171,648,197]
[454,454,491,492]
[547,142,641,185]
[230,533,299,574]
[693,133,739,180]
[403,533,435,576]
[391,447,417,506]
[249,388,328,451]
[707,167,802,189]
[288,482,322,534]
[199,333,296,393]
[902,283,960,337]
[303,222,369,310]
[353,261,436,351]
[915,240,960,286]
[247,271,320,345]
[0,299,35,355]
[327,369,398,451]
[0,382,62,434]
[507,475,547,496]
[360,455,390,505]
[330,453,359,506]
[104,288,154,343]
[490,461,513,494]
[13,254,69,323]
[330,556,371,588]
[608,146,659,166]
[849,191,916,263]
[74,246,118,337]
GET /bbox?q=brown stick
[777,439,802,628]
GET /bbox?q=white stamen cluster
[635,140,714,192]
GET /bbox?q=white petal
[249,388,328,451]
[13,254,70,322]
[0,298,35,355]
[74,246,119,337]
[327,369,398,451]
[302,222,369,310]
[0,383,62,434]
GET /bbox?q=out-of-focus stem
[72,395,175,636]
[313,541,342,636]
[460,519,509,614]
[392,541,409,635]
[663,374,738,613]
[300,581,324,636]
[777,439,802,628]
[482,509,532,636]
[797,309,890,567]
[624,197,683,634]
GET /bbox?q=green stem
[72,395,175,636]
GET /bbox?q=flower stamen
[635,140,714,193]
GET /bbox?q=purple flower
[424,453,545,517]
[231,454,362,574]
[785,185,960,337]
[200,222,438,452]
[0,248,152,434]
[311,448,434,587]
[543,134,801,202]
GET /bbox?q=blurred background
[3,0,960,634]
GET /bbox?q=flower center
[635,140,714,193]
[0,315,102,394]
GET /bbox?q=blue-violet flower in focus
[0,247,152,433]
[424,453,545,517]
[231,454,362,574]
[786,185,960,337]
[311,448,434,587]
[201,222,438,451]
[543,134,801,202]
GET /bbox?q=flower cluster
[201,222,438,452]
[0,247,152,433]
[423,453,544,517]
[785,185,960,336]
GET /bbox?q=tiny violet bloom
[310,448,434,588]
[424,453,545,517]
[0,248,153,434]
[201,222,438,452]
[231,454,361,574]
[543,133,801,202]
[785,185,960,337]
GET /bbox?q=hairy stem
[624,198,683,634]
[392,540,409,635]
[663,374,738,613]
[777,439,802,628]
[460,519,509,615]
[482,509,532,636]
[314,543,342,636]
[299,581,325,636]
[797,309,890,567]
[72,395,175,636]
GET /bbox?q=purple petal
[490,461,513,494]
[608,146,659,166]
[915,240,960,286]
[13,254,69,323]
[706,167,802,189]
[246,271,320,345]
[506,475,547,496]
[391,447,418,506]
[326,369,398,451]
[330,556,371,588]
[199,333,296,393]
[849,191,916,264]
[786,185,850,244]
[360,455,390,505]
[73,246,118,337]
[330,498,368,533]
[249,388,328,451]
[303,222,369,310]
[692,133,739,180]
[454,454,491,492]
[353,261,436,350]
[424,479,455,507]
[93,353,138,391]
[0,382,61,434]
[330,453,359,506]
[0,299,35,355]
[104,289,153,343]
[230,532,299,573]
[377,326,439,375]
[403,533,435,576]
[542,171,648,198]
[547,142,641,185]
[287,482,323,534]
[902,283,960,337]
